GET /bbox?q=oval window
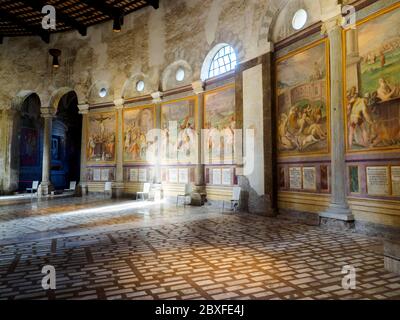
[99,88,107,98]
[136,80,145,92]
[176,68,185,82]
[292,9,308,30]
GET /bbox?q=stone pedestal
[190,184,206,206]
[384,241,400,275]
[112,182,125,199]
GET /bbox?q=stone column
[0,107,19,194]
[78,104,89,196]
[320,16,354,224]
[39,108,55,196]
[192,80,205,189]
[345,28,361,92]
[112,98,125,199]
[152,91,163,184]
[0,109,4,194]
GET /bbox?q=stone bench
[384,241,400,275]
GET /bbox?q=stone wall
[1,0,399,234]
[0,0,279,109]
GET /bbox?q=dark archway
[51,91,82,190]
[18,93,43,192]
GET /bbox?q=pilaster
[39,107,55,196]
[77,104,89,196]
[320,15,354,224]
[192,80,205,191]
[112,98,125,199]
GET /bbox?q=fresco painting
[87,112,116,162]
[276,40,329,156]
[346,7,400,152]
[204,86,236,163]
[161,98,197,164]
[20,128,39,166]
[123,106,156,163]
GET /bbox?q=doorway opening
[51,91,82,190]
[18,93,43,192]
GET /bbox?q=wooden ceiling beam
[20,0,87,36]
[81,0,123,19]
[0,8,50,43]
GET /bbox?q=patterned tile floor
[0,196,399,300]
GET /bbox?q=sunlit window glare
[208,45,237,79]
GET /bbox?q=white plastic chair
[137,183,151,201]
[222,187,241,212]
[27,181,39,198]
[177,184,192,207]
[65,181,77,192]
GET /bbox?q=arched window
[208,45,237,79]
[201,44,237,81]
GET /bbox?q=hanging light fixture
[49,49,61,68]
[113,15,123,33]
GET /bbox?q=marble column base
[111,182,125,199]
[77,183,88,197]
[190,185,206,207]
[320,203,354,221]
[320,204,355,230]
[38,181,54,197]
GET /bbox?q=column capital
[321,15,343,35]
[151,91,163,104]
[0,106,17,118]
[78,104,90,115]
[40,107,55,119]
[192,80,205,95]
[114,98,125,109]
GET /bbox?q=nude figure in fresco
[278,114,295,150]
[347,88,373,148]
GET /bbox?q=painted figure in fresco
[344,7,400,151]
[124,129,132,152]
[88,114,115,161]
[106,134,115,159]
[207,123,221,159]
[310,61,323,81]
[124,109,154,161]
[177,116,195,158]
[279,103,326,151]
[380,51,386,68]
[347,87,373,148]
[377,78,400,102]
[161,123,170,160]
[223,116,235,159]
[278,114,295,150]
[92,114,112,138]
[88,136,96,158]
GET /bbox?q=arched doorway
[18,93,43,192]
[50,91,82,190]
